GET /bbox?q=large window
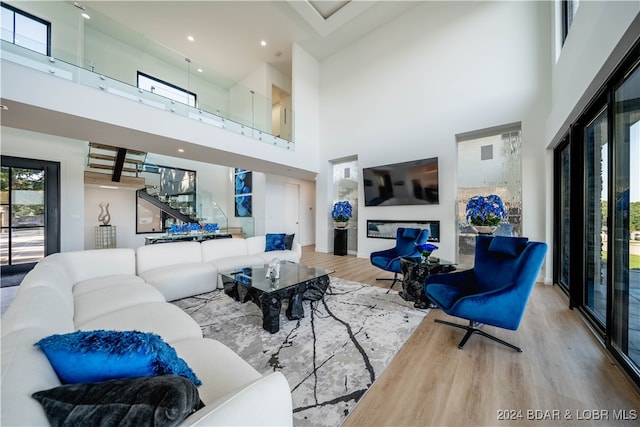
[0,3,50,55]
[553,41,640,387]
[137,72,196,107]
[561,0,579,45]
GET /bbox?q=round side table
[399,256,456,309]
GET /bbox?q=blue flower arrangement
[416,243,438,256]
[416,242,438,264]
[465,194,507,226]
[203,223,219,233]
[331,201,353,223]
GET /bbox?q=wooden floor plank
[300,246,640,426]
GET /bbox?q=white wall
[317,1,552,264]
[1,127,86,252]
[546,1,640,145]
[265,175,316,246]
[291,43,321,247]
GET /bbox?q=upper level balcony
[0,2,317,180]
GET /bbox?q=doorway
[1,156,60,276]
[272,85,292,141]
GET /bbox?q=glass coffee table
[220,262,334,333]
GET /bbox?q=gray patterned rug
[173,277,428,426]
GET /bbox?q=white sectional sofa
[1,236,299,427]
[138,235,302,300]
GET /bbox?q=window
[553,40,640,388]
[137,72,196,107]
[561,0,579,45]
[1,3,50,55]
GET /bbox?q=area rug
[173,277,428,427]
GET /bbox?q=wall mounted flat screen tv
[363,157,439,206]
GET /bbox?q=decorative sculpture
[98,202,111,226]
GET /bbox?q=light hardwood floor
[300,246,640,427]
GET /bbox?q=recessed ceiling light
[81,13,90,19]
[197,68,203,73]
[260,40,267,47]
[187,35,194,42]
[178,148,185,153]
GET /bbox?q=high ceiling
[83,1,420,86]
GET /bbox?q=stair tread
[89,163,138,173]
[89,142,146,156]
[89,153,143,164]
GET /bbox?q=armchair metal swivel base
[376,273,402,294]
[425,235,548,354]
[434,319,523,352]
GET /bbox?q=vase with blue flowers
[465,194,507,234]
[415,242,439,264]
[331,201,353,229]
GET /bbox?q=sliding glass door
[584,108,608,325]
[612,63,640,368]
[553,43,640,387]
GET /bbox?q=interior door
[284,183,299,242]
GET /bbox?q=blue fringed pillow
[265,233,286,251]
[34,330,201,386]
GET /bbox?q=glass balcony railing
[1,1,294,150]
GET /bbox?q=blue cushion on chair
[488,236,529,257]
[34,330,201,386]
[265,233,286,251]
[402,228,419,239]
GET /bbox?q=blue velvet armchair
[424,235,547,352]
[370,228,430,292]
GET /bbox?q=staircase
[84,142,147,188]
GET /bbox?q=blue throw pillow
[34,330,201,386]
[265,233,286,251]
[488,236,529,257]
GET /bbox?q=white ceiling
[83,1,420,86]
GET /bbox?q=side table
[399,256,456,309]
[333,228,348,256]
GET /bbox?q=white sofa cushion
[73,283,165,326]
[201,238,249,262]
[183,373,293,427]
[17,263,74,311]
[253,249,300,264]
[139,262,217,301]
[1,287,74,338]
[171,338,262,403]
[246,235,302,263]
[209,255,265,288]
[1,328,62,427]
[245,235,268,255]
[73,274,147,296]
[76,302,203,343]
[38,248,137,283]
[136,241,203,274]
